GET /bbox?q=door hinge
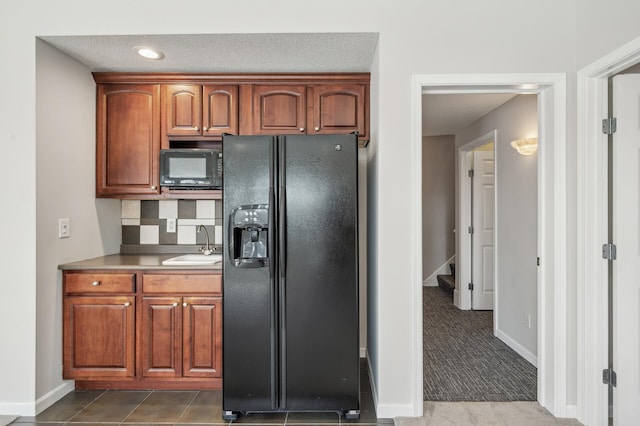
[602,243,617,261]
[537,257,540,266]
[468,169,474,178]
[468,283,474,291]
[602,117,617,135]
[603,368,617,387]
[468,226,474,234]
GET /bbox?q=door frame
[457,130,497,312]
[411,73,567,417]
[577,36,640,426]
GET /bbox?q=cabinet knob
[91,281,100,286]
[124,302,131,307]
[203,126,208,132]
[314,127,320,132]
[173,302,179,307]
[151,185,157,190]
[299,127,305,132]
[194,126,199,131]
[183,302,188,307]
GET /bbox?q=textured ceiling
[422,93,518,136]
[39,33,379,73]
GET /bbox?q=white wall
[456,95,538,356]
[577,1,640,68]
[422,135,455,282]
[35,40,121,410]
[0,0,613,417]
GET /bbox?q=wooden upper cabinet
[310,84,367,140]
[163,84,238,144]
[252,85,307,134]
[96,84,160,197]
[203,85,239,137]
[163,85,202,137]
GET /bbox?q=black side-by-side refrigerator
[222,134,360,421]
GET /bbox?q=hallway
[423,287,536,401]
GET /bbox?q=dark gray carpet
[423,286,537,401]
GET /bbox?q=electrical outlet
[166,218,176,233]
[58,218,70,238]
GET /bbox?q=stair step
[436,274,455,294]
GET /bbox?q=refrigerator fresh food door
[279,134,360,412]
[223,135,278,412]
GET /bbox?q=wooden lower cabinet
[141,296,222,379]
[63,270,222,389]
[63,295,136,379]
[183,297,222,377]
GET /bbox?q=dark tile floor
[14,362,391,425]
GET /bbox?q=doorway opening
[410,74,567,417]
[421,94,539,401]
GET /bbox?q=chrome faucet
[198,224,214,255]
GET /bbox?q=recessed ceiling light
[133,46,164,60]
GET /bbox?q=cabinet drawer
[143,274,221,294]
[65,273,135,294]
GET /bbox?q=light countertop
[59,254,222,272]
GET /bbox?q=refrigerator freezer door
[280,134,360,412]
[223,135,277,412]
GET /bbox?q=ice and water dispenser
[229,205,269,267]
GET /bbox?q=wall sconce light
[510,137,538,156]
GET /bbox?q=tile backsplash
[121,200,222,247]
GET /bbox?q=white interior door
[612,74,640,425]
[472,149,495,310]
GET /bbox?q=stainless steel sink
[162,254,222,266]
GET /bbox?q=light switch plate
[166,218,176,233]
[59,218,70,238]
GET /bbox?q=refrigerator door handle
[279,138,287,279]
[269,136,277,280]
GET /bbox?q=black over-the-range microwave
[159,149,223,189]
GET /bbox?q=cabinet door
[310,84,366,139]
[183,297,222,378]
[252,85,307,134]
[163,84,203,137]
[63,295,135,379]
[96,84,160,196]
[141,297,182,378]
[203,85,239,137]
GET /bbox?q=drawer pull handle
[173,302,179,307]
[92,281,100,286]
[124,302,131,307]
[183,302,188,307]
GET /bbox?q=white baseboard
[0,381,77,416]
[0,401,35,418]
[365,350,416,419]
[495,328,537,367]
[423,255,455,287]
[565,404,578,419]
[35,381,75,415]
[365,351,382,418]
